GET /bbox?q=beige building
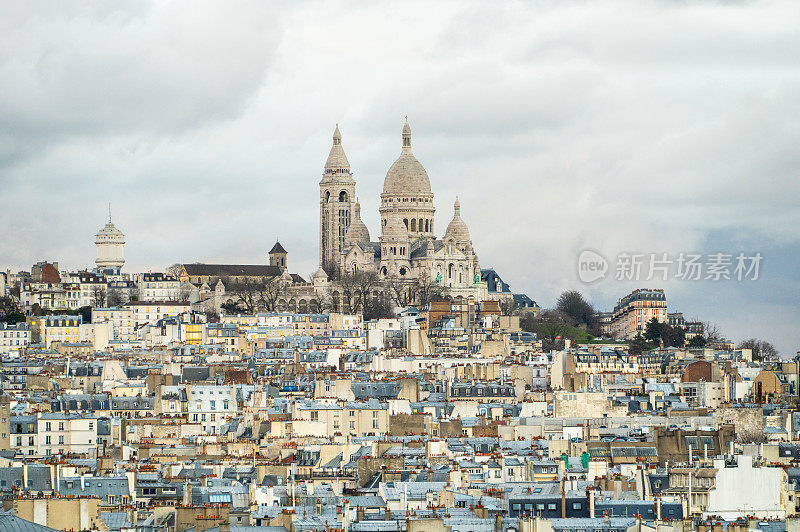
[36,413,98,457]
[125,300,191,325]
[610,288,667,339]
[319,121,486,303]
[0,322,31,356]
[293,400,389,438]
[12,496,104,531]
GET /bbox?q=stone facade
[319,121,485,301]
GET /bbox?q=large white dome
[382,120,431,195]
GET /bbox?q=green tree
[629,333,650,355]
[77,306,92,324]
[644,317,662,343]
[688,334,706,348]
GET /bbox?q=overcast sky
[1,1,798,354]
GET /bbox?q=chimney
[23,463,29,491]
[656,497,662,521]
[588,488,596,518]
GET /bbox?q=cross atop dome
[402,117,412,152]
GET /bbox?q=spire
[333,123,341,145]
[108,203,112,224]
[402,117,412,154]
[454,196,460,216]
[324,123,350,176]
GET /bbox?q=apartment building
[137,272,181,301]
[42,315,83,348]
[186,384,236,434]
[610,288,667,339]
[92,307,135,341]
[36,413,98,457]
[125,300,191,326]
[0,322,31,355]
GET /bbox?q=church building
[319,120,485,301]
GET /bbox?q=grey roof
[0,511,60,532]
[101,512,133,530]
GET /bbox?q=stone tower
[269,241,287,271]
[319,124,357,275]
[95,205,125,275]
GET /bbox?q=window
[572,503,582,510]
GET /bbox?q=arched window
[448,263,454,279]
[410,219,416,232]
[403,218,409,229]
[418,219,423,232]
[424,219,429,232]
[338,191,348,202]
[325,191,331,202]
[381,267,388,276]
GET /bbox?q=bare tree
[412,271,444,307]
[738,338,779,361]
[178,283,193,303]
[106,287,124,307]
[355,271,381,314]
[700,321,723,342]
[236,280,261,313]
[91,286,107,307]
[385,275,415,307]
[166,263,183,279]
[499,297,518,316]
[315,290,334,313]
[337,273,361,313]
[256,277,285,311]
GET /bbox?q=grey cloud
[0,0,798,353]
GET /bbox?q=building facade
[319,121,484,301]
[95,211,125,276]
[610,288,668,340]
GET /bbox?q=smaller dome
[445,198,471,242]
[345,201,370,245]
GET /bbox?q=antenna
[108,203,112,223]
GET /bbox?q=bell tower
[319,124,357,275]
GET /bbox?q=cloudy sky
[1,1,798,353]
